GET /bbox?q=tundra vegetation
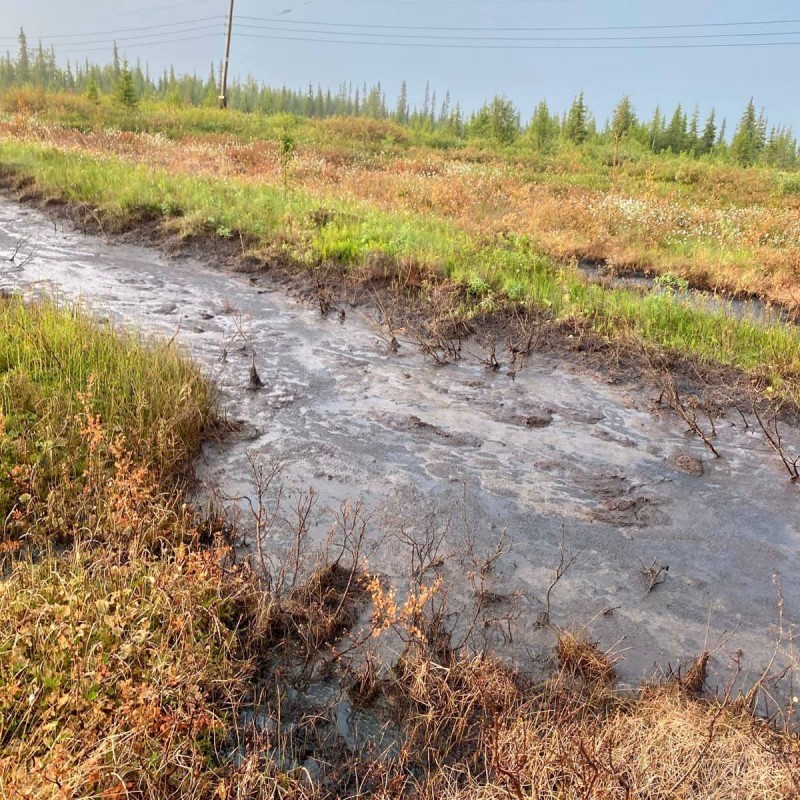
[1,294,798,799]
[1,44,800,797]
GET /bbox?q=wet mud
[1,199,798,691]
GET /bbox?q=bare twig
[752,403,800,482]
[542,537,577,626]
[657,377,721,459]
[640,558,669,593]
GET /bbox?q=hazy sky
[3,0,800,130]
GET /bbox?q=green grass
[0,295,213,541]
[2,137,800,398]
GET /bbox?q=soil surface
[1,198,799,693]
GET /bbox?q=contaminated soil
[0,194,799,703]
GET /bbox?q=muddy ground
[1,198,798,700]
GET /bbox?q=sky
[3,0,800,131]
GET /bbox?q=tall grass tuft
[0,294,213,544]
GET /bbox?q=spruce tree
[764,126,797,169]
[701,110,717,155]
[33,42,47,87]
[467,104,492,140]
[529,100,558,151]
[0,51,14,91]
[489,95,519,145]
[757,108,769,153]
[451,103,464,137]
[563,92,588,144]
[688,107,700,153]
[64,60,75,91]
[396,80,409,124]
[717,118,727,148]
[611,95,636,141]
[439,90,451,126]
[731,99,764,166]
[86,75,99,104]
[304,82,315,116]
[16,29,29,84]
[665,104,687,153]
[202,62,217,106]
[113,60,139,108]
[112,42,121,81]
[648,106,665,152]
[610,95,636,163]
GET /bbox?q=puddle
[580,260,794,325]
[1,200,798,692]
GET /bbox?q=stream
[1,198,798,695]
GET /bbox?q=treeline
[0,28,797,169]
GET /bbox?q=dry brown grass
[557,630,618,685]
[459,682,800,800]
[365,646,800,800]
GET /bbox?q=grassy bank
[1,298,799,798]
[0,296,250,796]
[0,295,212,545]
[4,96,800,310]
[2,136,800,401]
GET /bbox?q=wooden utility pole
[219,0,235,108]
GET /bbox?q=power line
[55,33,224,56]
[234,22,800,42]
[7,25,225,52]
[234,31,800,50]
[283,0,636,4]
[9,11,800,44]
[237,14,800,33]
[0,17,223,43]
[134,0,217,13]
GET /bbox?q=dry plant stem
[288,488,316,591]
[7,237,24,262]
[466,329,501,372]
[641,558,669,593]
[752,403,800,481]
[78,201,107,241]
[735,405,751,430]
[460,527,519,653]
[365,294,403,353]
[394,518,449,581]
[542,537,576,626]
[218,310,252,362]
[657,378,721,459]
[6,235,37,266]
[317,279,333,316]
[241,453,284,586]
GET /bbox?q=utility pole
[219,0,235,109]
